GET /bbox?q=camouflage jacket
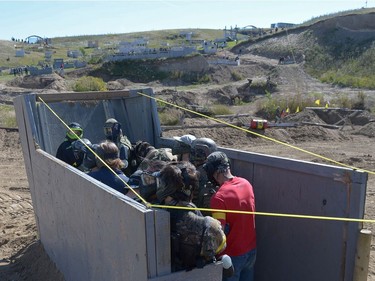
[168,201,226,271]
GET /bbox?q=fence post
[353,229,372,281]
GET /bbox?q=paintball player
[56,122,86,168]
[80,143,100,172]
[190,137,218,214]
[103,118,133,174]
[88,140,137,197]
[70,138,93,172]
[155,161,227,272]
[130,141,155,173]
[172,134,196,161]
[204,151,256,281]
[128,141,177,202]
[134,159,167,203]
[131,140,177,172]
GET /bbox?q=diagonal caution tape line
[37,96,148,205]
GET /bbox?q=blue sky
[0,0,372,40]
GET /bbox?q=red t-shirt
[210,176,256,257]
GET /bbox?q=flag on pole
[296,106,300,113]
[286,107,290,113]
[325,103,329,108]
[315,99,320,105]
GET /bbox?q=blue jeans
[223,248,257,281]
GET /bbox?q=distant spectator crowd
[11,66,29,76]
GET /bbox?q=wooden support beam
[301,122,341,129]
[161,122,241,131]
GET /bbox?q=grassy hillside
[303,11,375,89]
[300,7,375,26]
[234,8,375,89]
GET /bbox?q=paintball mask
[66,122,83,141]
[172,134,196,155]
[127,169,161,202]
[139,171,161,202]
[83,143,100,170]
[190,138,217,165]
[104,118,122,142]
[129,159,166,202]
[71,138,92,160]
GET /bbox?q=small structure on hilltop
[223,26,238,41]
[67,50,83,58]
[53,58,64,70]
[106,37,197,62]
[24,35,52,45]
[203,41,217,54]
[15,49,25,57]
[45,51,53,62]
[88,40,99,48]
[179,31,193,41]
[270,22,296,29]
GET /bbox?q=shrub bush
[256,92,331,119]
[231,71,243,81]
[100,60,169,83]
[73,76,107,92]
[210,104,233,115]
[0,105,17,128]
[158,108,183,125]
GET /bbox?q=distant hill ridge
[1,8,375,88]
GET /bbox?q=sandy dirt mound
[0,130,65,280]
[353,122,375,138]
[5,73,68,92]
[0,241,64,281]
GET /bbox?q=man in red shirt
[204,151,256,281]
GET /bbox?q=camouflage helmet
[203,151,230,181]
[144,148,177,163]
[174,213,226,266]
[201,216,227,258]
[190,138,217,164]
[156,161,198,203]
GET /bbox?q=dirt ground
[1,53,375,280]
[1,110,375,280]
